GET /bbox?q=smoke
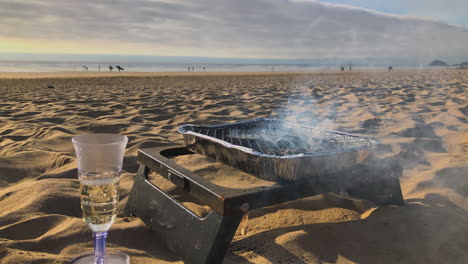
[271,78,336,129]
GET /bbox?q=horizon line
[0,52,454,66]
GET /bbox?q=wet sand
[0,70,467,263]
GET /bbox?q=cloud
[310,0,468,24]
[1,0,467,63]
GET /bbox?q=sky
[1,0,468,64]
[315,0,468,26]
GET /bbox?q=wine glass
[71,134,129,264]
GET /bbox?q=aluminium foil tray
[178,118,377,182]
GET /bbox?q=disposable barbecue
[178,118,377,181]
[125,118,404,264]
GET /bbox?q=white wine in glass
[80,174,119,232]
[71,134,129,264]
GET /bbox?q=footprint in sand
[397,142,431,167]
[109,104,127,109]
[0,215,68,240]
[458,106,468,117]
[76,122,128,134]
[144,113,176,122]
[452,98,465,105]
[394,124,440,139]
[10,111,41,120]
[36,117,66,124]
[433,166,468,197]
[77,110,113,118]
[36,168,77,180]
[12,111,41,117]
[0,135,31,141]
[138,108,170,115]
[361,118,384,130]
[36,192,81,217]
[413,138,446,153]
[429,101,446,106]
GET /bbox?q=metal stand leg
[125,165,244,264]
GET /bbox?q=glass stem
[93,231,108,264]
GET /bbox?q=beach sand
[0,70,467,263]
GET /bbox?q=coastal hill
[452,62,468,68]
[429,60,449,66]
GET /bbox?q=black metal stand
[125,165,243,264]
[125,146,404,264]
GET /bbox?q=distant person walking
[109,65,114,72]
[192,66,194,71]
[116,65,124,72]
[349,64,352,71]
[388,65,393,71]
[203,66,205,72]
[188,66,190,71]
[340,66,344,71]
[98,65,101,71]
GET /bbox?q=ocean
[0,60,423,73]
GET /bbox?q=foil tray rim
[177,118,378,159]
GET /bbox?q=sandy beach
[0,70,467,264]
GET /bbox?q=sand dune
[0,70,467,263]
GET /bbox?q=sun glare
[0,37,184,56]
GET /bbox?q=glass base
[71,250,130,264]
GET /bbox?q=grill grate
[185,119,372,156]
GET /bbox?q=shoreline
[0,68,456,79]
